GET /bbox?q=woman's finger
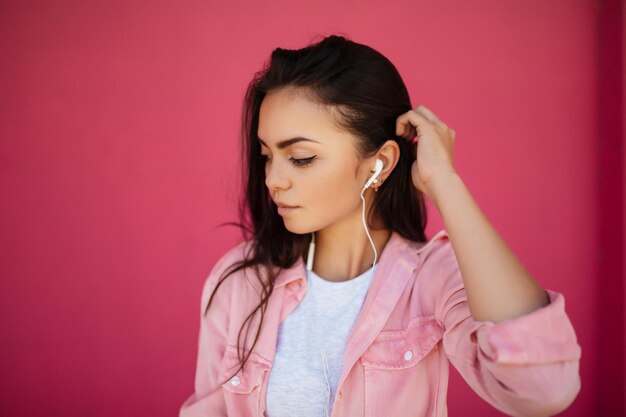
[414,104,442,125]
[396,116,412,139]
[396,109,433,140]
[402,123,416,140]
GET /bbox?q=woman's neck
[310,223,391,282]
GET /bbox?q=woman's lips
[277,206,299,215]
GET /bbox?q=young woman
[179,35,582,417]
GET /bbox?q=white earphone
[359,158,383,267]
[305,158,384,417]
[363,158,384,191]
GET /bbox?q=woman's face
[257,88,376,235]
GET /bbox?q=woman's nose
[264,161,290,191]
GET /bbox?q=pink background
[1,1,624,416]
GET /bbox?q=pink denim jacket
[179,229,582,417]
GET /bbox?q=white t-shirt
[265,263,378,417]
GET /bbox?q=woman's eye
[290,156,316,167]
[260,155,316,167]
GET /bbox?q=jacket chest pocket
[360,315,444,369]
[359,315,444,417]
[220,345,272,417]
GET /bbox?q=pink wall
[597,0,625,415]
[0,1,621,416]
[620,0,626,413]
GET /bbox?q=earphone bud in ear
[374,158,383,175]
[363,159,384,190]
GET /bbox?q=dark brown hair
[209,33,429,386]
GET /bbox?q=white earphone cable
[303,165,380,417]
[360,185,378,268]
[306,294,332,417]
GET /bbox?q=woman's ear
[377,139,400,179]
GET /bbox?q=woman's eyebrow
[257,136,321,150]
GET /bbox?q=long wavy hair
[208,34,429,386]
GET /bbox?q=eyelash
[261,155,316,167]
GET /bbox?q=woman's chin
[281,221,307,235]
[280,216,317,235]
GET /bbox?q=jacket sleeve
[179,253,233,417]
[434,243,582,417]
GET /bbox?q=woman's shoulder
[391,228,457,281]
[200,239,257,304]
[210,239,256,276]
[411,229,451,256]
[409,229,463,304]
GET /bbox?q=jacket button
[404,350,413,361]
[230,376,241,386]
[338,390,343,399]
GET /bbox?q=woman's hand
[395,105,457,202]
